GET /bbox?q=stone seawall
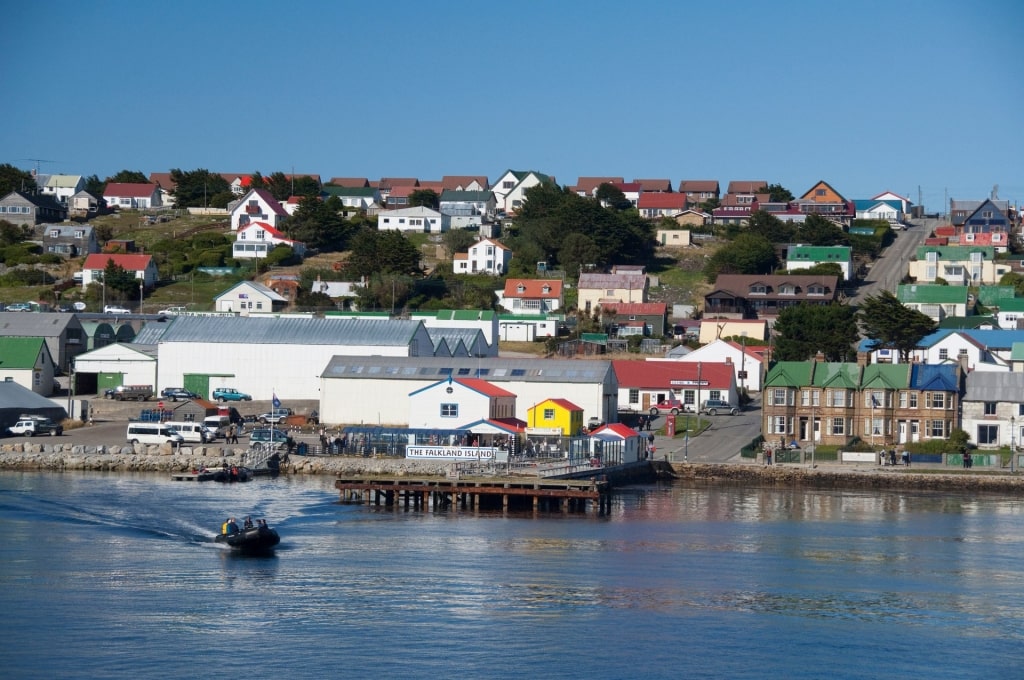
[675,463,1024,494]
[3,442,1024,494]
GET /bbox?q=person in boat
[244,516,253,529]
[221,518,231,535]
[226,517,239,535]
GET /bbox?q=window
[938,348,948,360]
[816,189,827,196]
[929,392,946,409]
[503,180,515,189]
[929,419,947,438]
[771,416,788,434]
[49,230,59,237]
[441,403,458,418]
[543,408,555,420]
[984,402,997,416]
[866,391,885,408]
[909,393,918,409]
[749,284,767,295]
[770,388,789,406]
[831,418,845,435]
[628,389,639,405]
[829,390,847,408]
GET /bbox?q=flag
[272,393,281,409]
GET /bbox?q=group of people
[636,415,654,432]
[879,448,911,467]
[220,516,269,535]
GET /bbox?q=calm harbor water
[2,471,1023,679]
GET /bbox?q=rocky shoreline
[1,442,1023,493]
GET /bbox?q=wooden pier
[334,475,612,515]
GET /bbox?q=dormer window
[541,285,550,294]
[517,284,526,293]
[49,230,60,238]
[779,285,795,296]
[807,284,824,296]
[749,284,767,295]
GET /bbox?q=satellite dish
[73,302,87,312]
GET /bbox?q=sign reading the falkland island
[406,446,497,460]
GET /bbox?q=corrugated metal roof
[133,322,170,345]
[0,313,80,335]
[963,371,1024,401]
[322,356,613,384]
[155,315,423,346]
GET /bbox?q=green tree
[83,174,104,197]
[346,228,421,278]
[284,195,351,251]
[105,170,148,184]
[999,271,1024,297]
[747,210,796,243]
[408,189,440,210]
[0,164,36,195]
[354,272,415,312]
[699,196,720,214]
[558,232,601,279]
[595,183,631,210]
[169,168,231,208]
[858,290,938,361]
[796,214,850,247]
[442,229,477,259]
[0,220,31,246]
[703,233,777,282]
[772,302,859,361]
[765,183,794,202]
[102,260,140,299]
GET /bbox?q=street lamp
[1011,415,1016,472]
[139,281,144,313]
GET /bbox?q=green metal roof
[914,245,994,260]
[937,315,997,329]
[321,185,377,198]
[787,245,852,261]
[1011,342,1024,362]
[0,337,47,369]
[861,364,909,389]
[439,190,493,202]
[764,361,812,387]
[995,298,1024,312]
[977,286,1016,306]
[897,284,969,304]
[811,362,860,388]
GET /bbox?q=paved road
[644,395,764,464]
[850,217,938,305]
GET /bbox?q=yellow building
[527,398,584,436]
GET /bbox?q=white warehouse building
[319,356,618,427]
[144,316,438,401]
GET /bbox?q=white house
[908,330,1005,372]
[214,280,289,314]
[232,221,306,259]
[497,278,563,314]
[377,206,449,233]
[453,238,511,275]
[491,170,554,214]
[323,185,382,210]
[103,183,162,209]
[872,190,913,214]
[439,190,496,229]
[853,199,902,222]
[41,174,84,204]
[0,337,57,396]
[81,253,159,290]
[785,245,854,281]
[230,188,288,231]
[648,338,766,392]
[961,371,1024,449]
[407,377,517,430]
[995,298,1024,330]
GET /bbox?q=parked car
[649,398,689,416]
[699,399,739,416]
[8,415,63,437]
[258,408,294,424]
[105,384,154,401]
[104,305,131,314]
[6,302,33,312]
[212,387,252,402]
[158,306,186,315]
[160,387,199,402]
[248,428,293,445]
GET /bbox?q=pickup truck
[212,387,252,402]
[8,416,63,437]
[648,399,690,416]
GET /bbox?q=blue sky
[4,0,1021,212]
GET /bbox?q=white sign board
[406,446,497,460]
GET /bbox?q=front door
[898,420,907,444]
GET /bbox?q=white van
[203,415,231,437]
[165,421,209,444]
[126,423,185,445]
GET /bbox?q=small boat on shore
[214,520,280,554]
